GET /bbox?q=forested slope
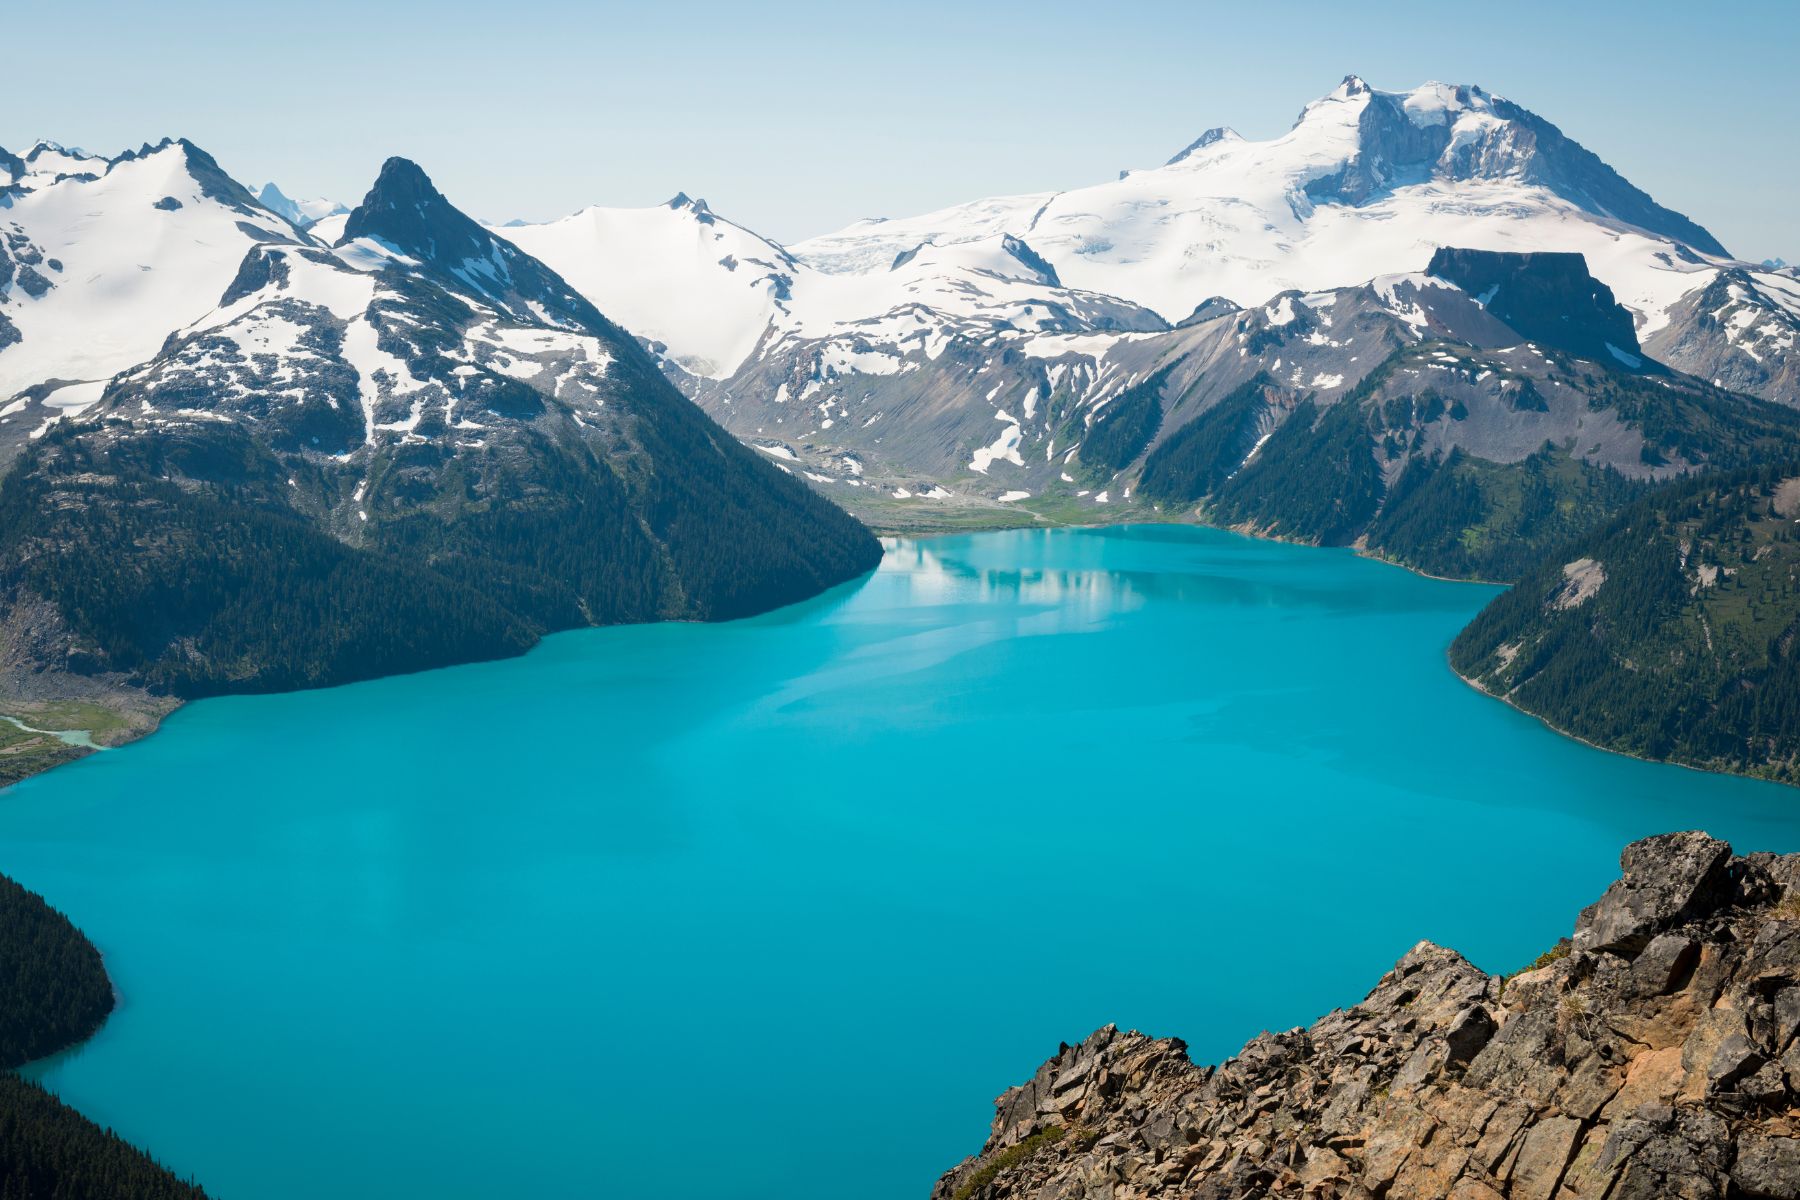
[1,871,209,1198]
[1453,464,1800,780]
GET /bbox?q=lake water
[2,526,1795,1200]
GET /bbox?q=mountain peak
[339,154,618,335]
[666,192,712,216]
[1166,126,1242,166]
[24,139,93,162]
[339,157,458,253]
[256,181,348,228]
[1280,79,1730,256]
[368,156,437,207]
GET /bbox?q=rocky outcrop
[933,832,1800,1200]
[1644,268,1800,409]
[1426,248,1643,365]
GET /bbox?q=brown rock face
[932,833,1800,1200]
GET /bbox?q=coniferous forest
[0,874,111,1068]
[0,1074,209,1200]
[1,872,208,1198]
[0,405,880,699]
[1453,463,1800,781]
[1137,345,1800,583]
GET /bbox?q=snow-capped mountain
[794,77,1728,332]
[1644,268,1800,403]
[0,138,302,429]
[0,152,877,701]
[482,78,1795,485]
[255,182,349,228]
[3,74,1796,587]
[494,196,1165,381]
[609,76,1790,521]
[1,141,105,190]
[497,195,802,379]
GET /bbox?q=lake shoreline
[0,504,1748,794]
[1451,662,1798,789]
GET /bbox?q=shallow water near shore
[2,525,1795,1200]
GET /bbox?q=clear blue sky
[9,0,1795,261]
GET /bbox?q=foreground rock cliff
[934,833,1800,1200]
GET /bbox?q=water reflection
[886,526,1492,620]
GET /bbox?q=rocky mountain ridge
[7,80,1797,536]
[464,78,1800,537]
[0,149,878,756]
[689,249,1800,578]
[934,832,1800,1200]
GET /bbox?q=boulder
[1574,832,1732,958]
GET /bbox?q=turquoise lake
[2,525,1796,1199]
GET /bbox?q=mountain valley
[6,15,1800,1200]
[6,75,1800,782]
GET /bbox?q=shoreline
[873,504,1789,789]
[1448,659,1796,789]
[3,504,1761,794]
[0,530,891,793]
[0,713,106,750]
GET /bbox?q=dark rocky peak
[1165,126,1241,166]
[108,137,176,167]
[342,157,461,255]
[1427,246,1645,365]
[1000,235,1061,287]
[0,144,24,184]
[341,156,618,336]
